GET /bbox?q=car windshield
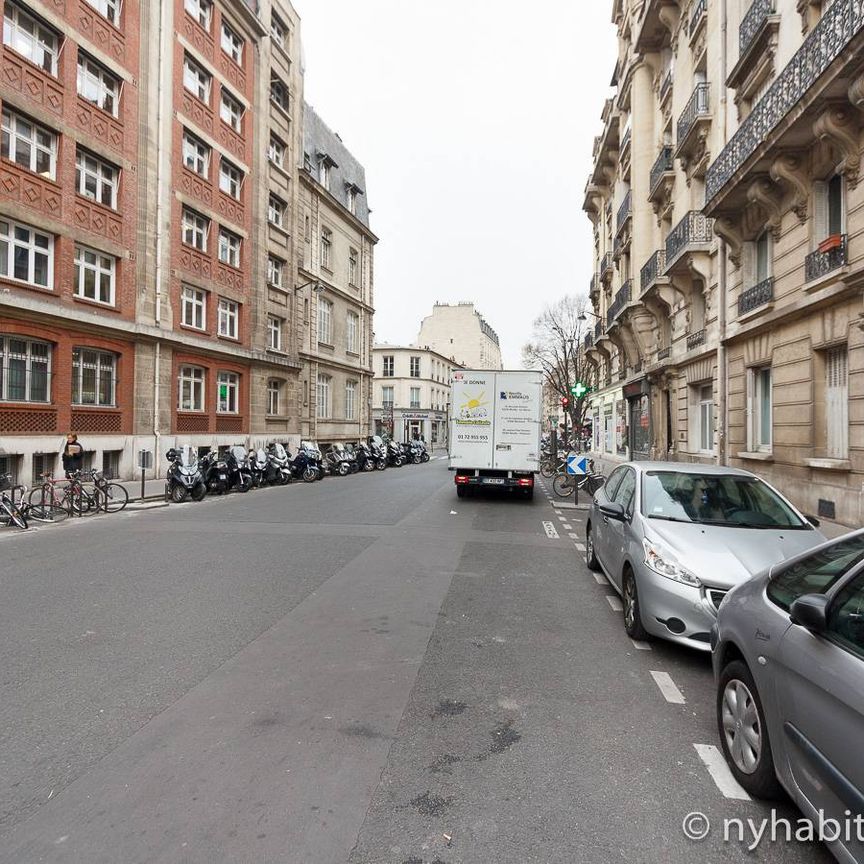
[641,471,807,529]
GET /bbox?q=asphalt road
[0,460,835,864]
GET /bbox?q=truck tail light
[455,475,470,485]
[517,477,533,487]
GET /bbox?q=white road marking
[568,532,578,539]
[542,521,560,539]
[650,670,686,705]
[562,523,572,530]
[630,640,652,651]
[557,516,567,522]
[606,595,623,612]
[593,572,606,585]
[574,542,586,552]
[693,744,752,801]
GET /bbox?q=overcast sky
[295,1,618,367]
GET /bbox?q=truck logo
[459,391,488,419]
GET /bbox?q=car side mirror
[805,514,821,528]
[599,501,625,521]
[789,594,829,633]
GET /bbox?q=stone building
[582,0,864,527]
[297,103,376,448]
[416,302,503,371]
[371,345,461,447]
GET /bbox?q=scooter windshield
[272,443,287,460]
[231,446,247,463]
[180,446,197,468]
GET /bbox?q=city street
[0,460,834,864]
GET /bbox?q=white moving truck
[448,369,543,500]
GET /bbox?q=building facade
[371,345,461,447]
[416,302,503,370]
[297,103,376,448]
[583,0,864,527]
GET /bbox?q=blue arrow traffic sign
[567,455,589,476]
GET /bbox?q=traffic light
[571,381,589,399]
[561,396,570,408]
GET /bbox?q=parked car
[711,531,864,864]
[585,462,825,650]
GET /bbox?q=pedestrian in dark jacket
[61,433,84,477]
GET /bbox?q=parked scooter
[267,442,293,485]
[201,449,231,495]
[368,436,388,470]
[353,442,376,472]
[415,440,431,463]
[287,444,320,482]
[165,445,207,503]
[325,443,351,476]
[300,441,325,480]
[386,440,404,467]
[226,445,253,492]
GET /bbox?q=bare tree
[522,295,594,437]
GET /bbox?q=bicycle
[552,459,605,498]
[90,469,129,512]
[0,474,29,530]
[6,480,69,525]
[30,471,96,516]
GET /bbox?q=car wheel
[456,486,466,499]
[622,568,649,642]
[585,523,599,571]
[717,660,782,799]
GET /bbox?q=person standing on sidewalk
[61,433,84,477]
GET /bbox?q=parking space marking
[574,542,586,552]
[606,595,623,612]
[693,744,752,801]
[542,521,560,539]
[630,640,652,651]
[593,572,606,585]
[650,670,685,705]
[562,523,572,530]
[568,532,578,539]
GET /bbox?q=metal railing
[640,249,666,293]
[660,69,673,104]
[706,0,864,203]
[689,0,707,36]
[649,146,674,197]
[616,190,632,234]
[687,329,706,350]
[601,252,614,278]
[738,277,774,315]
[595,321,603,341]
[665,211,714,270]
[584,333,594,350]
[678,82,710,144]
[740,0,775,55]
[607,281,632,325]
[620,127,632,154]
[657,346,671,360]
[805,235,848,282]
[590,273,599,296]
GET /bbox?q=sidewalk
[117,477,166,502]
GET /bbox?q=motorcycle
[340,443,361,474]
[226,445,253,493]
[353,442,376,472]
[416,441,430,463]
[300,441,325,480]
[201,449,231,495]
[325,444,351,477]
[368,436,388,471]
[287,444,321,482]
[165,445,207,503]
[267,442,293,485]
[386,440,404,467]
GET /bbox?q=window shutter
[812,181,829,246]
[746,369,755,450]
[742,241,755,290]
[826,347,848,458]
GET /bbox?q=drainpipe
[717,0,729,465]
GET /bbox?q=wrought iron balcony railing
[665,211,714,270]
[706,0,864,204]
[649,146,674,197]
[601,252,614,279]
[620,127,632,155]
[677,82,710,145]
[640,249,666,293]
[805,235,848,282]
[584,333,594,350]
[595,321,603,341]
[616,190,632,233]
[607,280,632,325]
[740,0,775,56]
[689,0,707,37]
[687,329,706,350]
[659,69,673,105]
[657,346,671,360]
[590,273,599,296]
[738,277,774,315]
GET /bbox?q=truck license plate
[483,478,505,485]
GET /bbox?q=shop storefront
[623,379,651,458]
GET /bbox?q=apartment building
[583,0,864,526]
[297,103,376,448]
[371,345,461,446]
[416,302,504,371]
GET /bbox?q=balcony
[728,0,780,95]
[648,146,675,213]
[738,277,774,315]
[635,0,681,54]
[740,0,775,55]
[675,83,711,177]
[665,211,714,272]
[805,234,848,283]
[659,69,673,109]
[640,249,667,294]
[686,329,706,350]
[607,281,632,326]
[616,190,632,236]
[595,321,604,342]
[620,127,632,169]
[600,252,614,284]
[590,273,600,300]
[688,0,707,39]
[706,0,864,207]
[584,333,594,350]
[657,346,671,360]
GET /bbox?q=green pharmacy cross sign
[571,382,589,399]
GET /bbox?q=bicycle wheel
[27,485,53,508]
[540,461,554,478]
[27,503,69,524]
[552,474,574,498]
[66,488,97,516]
[100,483,129,512]
[0,499,28,529]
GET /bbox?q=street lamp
[295,280,325,294]
[578,310,603,322]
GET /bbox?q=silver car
[585,462,825,650]
[712,532,864,863]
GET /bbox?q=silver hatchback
[712,532,864,863]
[585,462,825,650]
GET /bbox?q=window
[217,297,238,338]
[3,2,59,75]
[182,130,209,177]
[268,315,282,351]
[267,379,282,415]
[270,76,289,113]
[320,227,332,269]
[316,373,331,419]
[382,355,394,377]
[826,346,848,459]
[755,231,770,283]
[270,13,287,49]
[0,219,52,287]
[1,108,56,179]
[84,0,119,25]
[78,54,120,116]
[317,296,332,344]
[183,54,210,103]
[181,208,208,251]
[218,159,242,199]
[814,174,846,243]
[348,247,358,285]
[347,186,357,215]
[76,149,118,208]
[698,384,713,453]
[268,135,285,168]
[72,347,115,406]
[74,245,115,305]
[748,366,772,452]
[181,284,206,330]
[268,195,285,228]
[220,88,243,132]
[410,356,421,378]
[382,385,394,408]
[319,160,330,191]
[220,21,243,65]
[612,467,637,518]
[410,387,421,409]
[178,364,205,411]
[216,370,238,413]
[827,575,864,659]
[345,380,357,420]
[346,311,359,354]
[184,0,211,29]
[0,335,50,402]
[267,256,283,287]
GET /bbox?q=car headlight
[642,538,701,588]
